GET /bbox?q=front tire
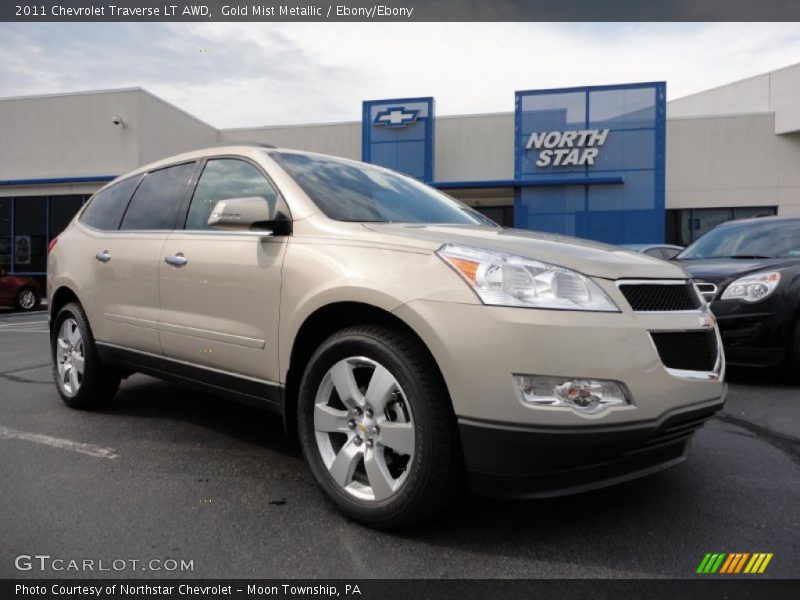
[15,287,40,311]
[51,302,120,409]
[298,325,463,529]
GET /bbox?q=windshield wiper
[707,255,773,259]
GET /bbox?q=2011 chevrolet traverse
[48,145,726,528]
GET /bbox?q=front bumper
[711,299,794,367]
[393,294,727,497]
[459,397,724,498]
[394,298,726,428]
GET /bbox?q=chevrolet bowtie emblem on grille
[373,106,419,128]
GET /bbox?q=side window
[120,163,196,231]
[80,177,140,231]
[185,159,279,230]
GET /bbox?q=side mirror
[207,196,272,231]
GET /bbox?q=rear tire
[298,324,463,529]
[51,302,120,409]
[15,287,40,311]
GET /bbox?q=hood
[676,257,800,284]
[362,224,688,280]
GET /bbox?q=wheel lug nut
[354,436,363,446]
[366,439,374,448]
[365,409,374,418]
[348,419,356,430]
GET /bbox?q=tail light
[48,237,58,253]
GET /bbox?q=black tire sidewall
[298,327,443,524]
[51,302,117,408]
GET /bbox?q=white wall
[667,63,800,135]
[0,88,218,197]
[666,113,800,215]
[137,91,218,164]
[219,122,361,159]
[435,113,514,182]
[0,89,141,184]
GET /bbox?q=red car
[0,269,42,311]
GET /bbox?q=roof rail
[216,141,276,149]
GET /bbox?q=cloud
[1,22,799,128]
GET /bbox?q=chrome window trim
[173,229,274,238]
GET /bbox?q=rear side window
[185,159,280,230]
[80,177,140,231]
[120,162,196,231]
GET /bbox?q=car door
[86,163,198,354]
[158,157,288,387]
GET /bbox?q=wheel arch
[49,285,83,325]
[282,301,449,436]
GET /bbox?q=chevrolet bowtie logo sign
[373,106,419,128]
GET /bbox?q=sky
[1,22,800,129]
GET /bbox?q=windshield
[677,219,800,260]
[270,151,498,226]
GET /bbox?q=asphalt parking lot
[0,309,798,579]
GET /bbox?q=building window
[49,195,87,240]
[666,206,778,246]
[1,194,89,276]
[13,196,47,273]
[0,198,11,272]
[474,205,514,227]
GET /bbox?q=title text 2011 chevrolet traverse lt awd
[48,145,726,528]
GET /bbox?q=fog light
[514,375,630,414]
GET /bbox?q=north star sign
[525,129,610,167]
[373,106,420,128]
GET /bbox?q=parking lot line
[0,320,47,328]
[0,425,119,459]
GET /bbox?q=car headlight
[720,271,781,303]
[437,244,619,311]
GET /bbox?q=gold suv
[48,145,726,528]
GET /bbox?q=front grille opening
[619,281,702,312]
[650,330,719,372]
[694,281,718,302]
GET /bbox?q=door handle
[164,254,188,267]
[95,251,111,263]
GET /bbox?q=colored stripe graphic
[697,553,727,573]
[700,552,773,574]
[744,553,774,574]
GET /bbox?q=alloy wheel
[55,318,85,396]
[18,289,36,310]
[313,356,415,502]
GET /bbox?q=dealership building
[2,63,800,285]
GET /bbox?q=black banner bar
[3,0,800,22]
[3,579,799,600]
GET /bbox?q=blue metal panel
[514,82,666,244]
[432,176,624,190]
[362,97,434,182]
[0,175,116,186]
